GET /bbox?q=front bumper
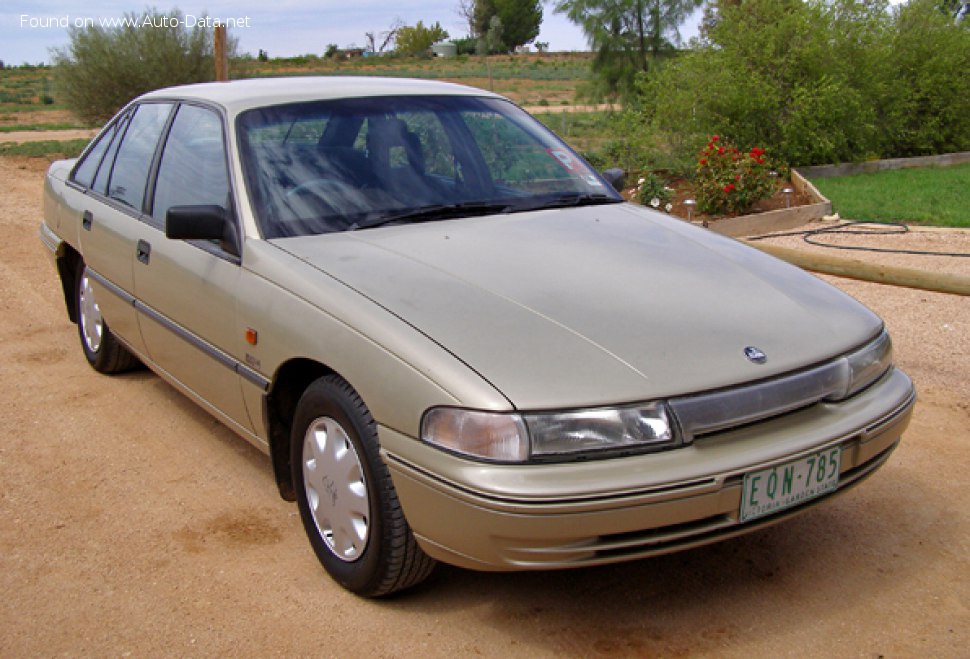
[381,367,915,571]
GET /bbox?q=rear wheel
[75,263,139,373]
[291,375,435,597]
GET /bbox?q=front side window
[152,104,230,223]
[237,96,620,238]
[106,103,173,210]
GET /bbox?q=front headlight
[421,402,677,463]
[825,329,894,401]
[524,403,674,457]
[844,330,893,397]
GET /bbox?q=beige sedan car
[40,77,915,597]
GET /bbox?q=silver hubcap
[302,417,369,561]
[79,270,103,353]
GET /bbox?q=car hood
[273,204,882,409]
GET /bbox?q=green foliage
[474,0,543,51]
[634,173,672,210]
[625,0,970,168]
[886,0,970,156]
[554,0,704,100]
[452,37,478,55]
[395,21,449,57]
[480,16,505,55]
[694,136,777,215]
[52,8,234,123]
[811,164,970,228]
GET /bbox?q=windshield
[236,95,621,238]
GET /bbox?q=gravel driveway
[1,157,967,657]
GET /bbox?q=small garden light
[684,199,697,222]
[782,187,794,208]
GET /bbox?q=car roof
[138,76,503,114]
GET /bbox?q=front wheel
[291,375,435,597]
[75,263,139,373]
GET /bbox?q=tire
[75,263,139,374]
[291,375,435,597]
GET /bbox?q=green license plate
[740,447,841,522]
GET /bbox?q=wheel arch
[265,357,336,501]
[55,244,82,324]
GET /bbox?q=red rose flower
[724,183,735,193]
[734,174,741,180]
[699,158,707,165]
[712,135,720,142]
[756,157,765,164]
[718,146,726,155]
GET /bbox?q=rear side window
[92,114,130,196]
[106,103,173,210]
[72,122,118,188]
[152,104,230,222]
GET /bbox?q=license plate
[740,447,841,522]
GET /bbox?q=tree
[395,21,449,56]
[554,0,703,98]
[365,18,403,54]
[474,0,543,51]
[456,0,478,36]
[52,8,235,122]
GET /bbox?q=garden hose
[749,221,970,258]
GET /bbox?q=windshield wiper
[527,192,623,211]
[351,201,513,231]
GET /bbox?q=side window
[72,122,118,188]
[152,105,230,223]
[107,103,173,210]
[92,114,130,196]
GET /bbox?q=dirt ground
[1,155,967,657]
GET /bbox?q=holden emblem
[744,346,767,364]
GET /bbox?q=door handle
[136,239,151,265]
[82,210,93,231]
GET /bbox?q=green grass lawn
[811,164,970,228]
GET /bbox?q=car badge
[744,346,767,364]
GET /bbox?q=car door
[131,102,255,434]
[75,102,175,357]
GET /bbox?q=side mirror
[166,205,239,256]
[601,168,625,192]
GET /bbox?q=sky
[3,1,595,66]
[2,1,912,67]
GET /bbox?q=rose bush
[694,136,777,215]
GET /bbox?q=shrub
[52,8,233,123]
[624,0,969,167]
[634,173,673,212]
[395,21,449,57]
[694,136,777,215]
